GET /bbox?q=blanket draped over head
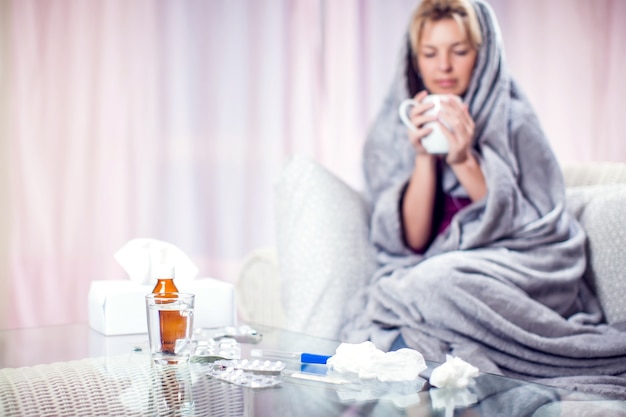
[340,0,626,399]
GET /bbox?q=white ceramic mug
[398,94,461,155]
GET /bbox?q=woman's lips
[436,79,457,88]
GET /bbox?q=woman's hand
[437,96,487,201]
[437,96,475,165]
[406,91,438,156]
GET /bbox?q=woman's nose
[438,54,452,71]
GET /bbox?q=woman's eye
[422,53,436,58]
[454,50,469,56]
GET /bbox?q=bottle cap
[152,264,175,279]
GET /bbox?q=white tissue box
[88,278,237,335]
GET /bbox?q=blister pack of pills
[192,337,241,362]
[207,367,282,389]
[213,359,286,374]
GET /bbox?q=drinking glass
[146,293,195,365]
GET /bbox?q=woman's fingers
[408,125,434,153]
[439,101,473,139]
[414,90,429,101]
[404,90,438,154]
[409,109,437,129]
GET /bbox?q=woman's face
[416,18,477,96]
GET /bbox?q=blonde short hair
[409,0,482,55]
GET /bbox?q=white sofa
[236,157,626,340]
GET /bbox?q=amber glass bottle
[152,269,179,294]
[152,266,186,354]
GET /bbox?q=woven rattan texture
[0,354,246,416]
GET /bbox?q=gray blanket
[340,0,626,399]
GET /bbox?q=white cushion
[275,155,377,339]
[566,185,626,326]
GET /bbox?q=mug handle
[398,99,419,133]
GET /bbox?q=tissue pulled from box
[429,355,479,389]
[114,238,199,285]
[327,341,427,382]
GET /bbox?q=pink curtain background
[1,0,624,329]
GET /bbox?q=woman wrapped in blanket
[340,0,626,398]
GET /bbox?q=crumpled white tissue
[327,341,427,382]
[114,238,199,285]
[429,355,479,389]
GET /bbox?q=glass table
[0,323,624,416]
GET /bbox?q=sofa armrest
[562,162,626,187]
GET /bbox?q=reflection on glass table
[0,323,624,416]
